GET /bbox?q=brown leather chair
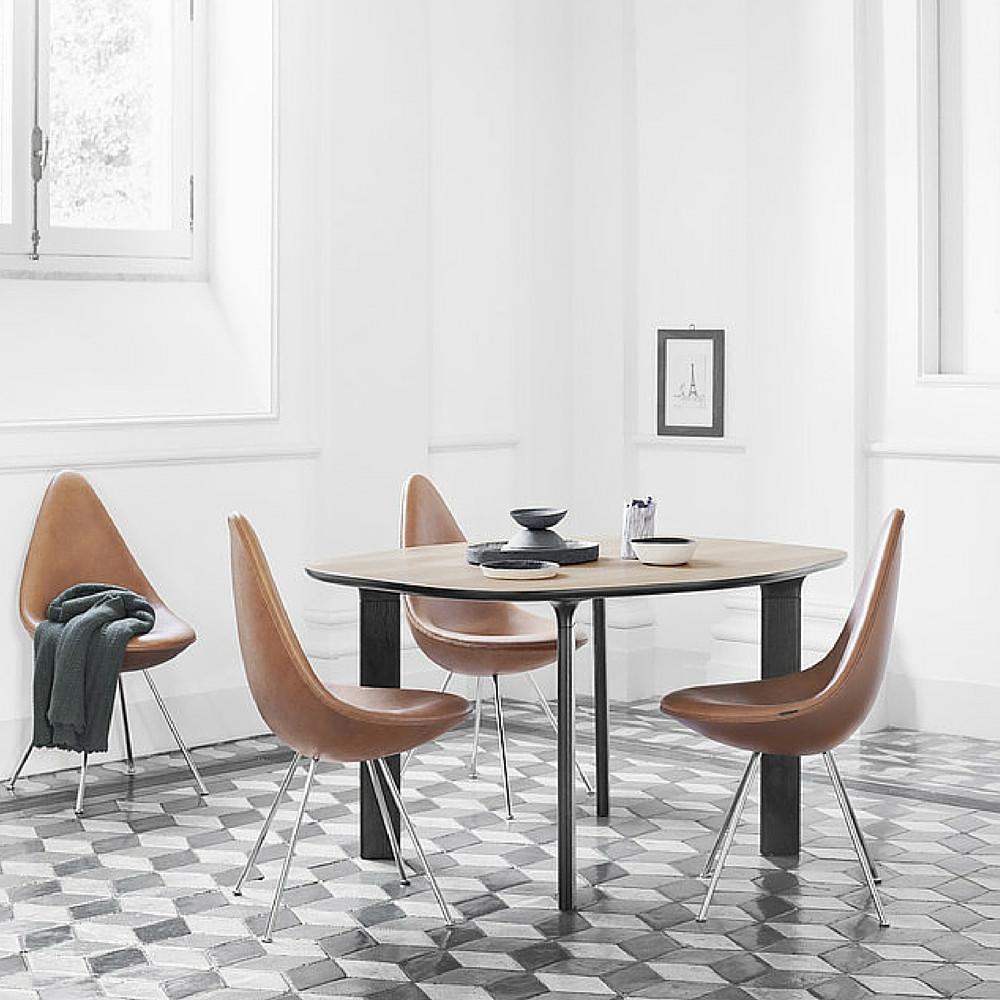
[228,513,470,939]
[661,509,904,926]
[7,470,207,814]
[400,474,589,819]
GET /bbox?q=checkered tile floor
[0,698,999,999]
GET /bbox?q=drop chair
[7,470,208,814]
[661,509,904,927]
[399,474,590,820]
[227,513,471,940]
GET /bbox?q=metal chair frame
[6,670,208,815]
[234,752,454,941]
[401,669,593,820]
[697,750,888,926]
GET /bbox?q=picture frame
[656,328,725,437]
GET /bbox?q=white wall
[0,2,323,777]
[4,0,994,780]
[569,0,998,740]
[866,0,1000,738]
[304,0,576,704]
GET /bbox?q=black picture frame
[656,329,725,437]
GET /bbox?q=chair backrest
[809,509,905,740]
[400,473,504,638]
[228,512,363,758]
[20,471,161,632]
[400,474,466,548]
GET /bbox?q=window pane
[938,0,1000,374]
[0,0,12,225]
[47,0,174,230]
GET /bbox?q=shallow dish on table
[480,559,559,580]
[631,537,697,566]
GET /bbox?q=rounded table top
[306,536,845,602]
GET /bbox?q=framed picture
[656,329,725,437]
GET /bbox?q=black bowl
[481,559,553,571]
[510,507,567,530]
[632,536,693,545]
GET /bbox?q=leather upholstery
[228,513,470,763]
[400,474,586,677]
[661,510,904,756]
[19,471,195,671]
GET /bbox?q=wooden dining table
[306,535,845,912]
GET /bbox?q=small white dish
[631,537,697,566]
[481,559,559,580]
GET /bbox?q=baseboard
[0,680,269,780]
[884,673,1000,740]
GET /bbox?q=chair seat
[407,598,587,677]
[23,601,196,672]
[660,666,838,756]
[330,685,471,728]
[121,605,196,670]
[314,685,471,761]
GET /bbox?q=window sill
[917,373,1000,389]
[0,254,205,282]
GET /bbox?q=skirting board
[884,673,1000,741]
[0,681,268,781]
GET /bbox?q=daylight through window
[0,0,194,262]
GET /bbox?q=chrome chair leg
[470,677,483,779]
[74,753,89,816]
[825,752,880,883]
[697,752,760,922]
[119,677,135,775]
[366,759,410,887]
[234,752,301,896]
[143,671,208,796]
[262,755,318,943]
[400,672,453,778]
[824,752,889,927]
[526,672,594,795]
[377,757,455,924]
[6,742,33,792]
[701,753,759,879]
[492,675,514,820]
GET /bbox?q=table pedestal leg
[554,600,579,911]
[359,589,400,860]
[760,577,803,857]
[592,598,610,818]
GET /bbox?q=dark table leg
[592,598,610,818]
[554,600,580,911]
[359,588,400,860]
[759,577,803,857]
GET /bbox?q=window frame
[0,0,204,275]
[918,0,1000,385]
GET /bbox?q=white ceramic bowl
[631,537,697,566]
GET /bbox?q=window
[921,0,1000,377]
[0,0,194,264]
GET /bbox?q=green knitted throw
[32,583,154,753]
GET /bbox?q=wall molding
[867,441,1000,464]
[632,434,747,453]
[0,442,320,476]
[428,434,520,454]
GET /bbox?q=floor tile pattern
[0,700,998,999]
